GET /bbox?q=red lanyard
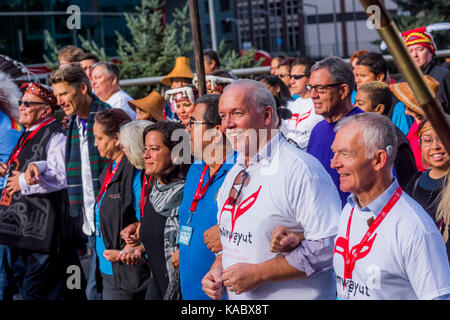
[9,117,55,165]
[341,186,402,288]
[140,174,152,217]
[189,163,223,213]
[95,159,122,210]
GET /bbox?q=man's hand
[117,246,145,265]
[25,163,40,185]
[204,224,222,253]
[202,265,224,300]
[222,263,261,295]
[120,221,140,244]
[103,249,121,262]
[270,225,304,253]
[6,171,21,195]
[171,249,179,269]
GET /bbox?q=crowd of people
[0,26,449,301]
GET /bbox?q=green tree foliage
[116,0,193,98]
[42,30,61,71]
[391,0,450,50]
[218,39,264,71]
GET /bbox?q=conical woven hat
[128,90,165,121]
[160,57,194,87]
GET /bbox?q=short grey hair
[222,79,277,122]
[91,61,120,80]
[120,120,154,169]
[311,56,356,94]
[334,112,398,167]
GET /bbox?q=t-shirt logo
[334,233,378,279]
[219,186,262,241]
[290,109,312,130]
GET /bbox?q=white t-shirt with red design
[216,133,341,300]
[333,180,450,300]
[280,97,323,150]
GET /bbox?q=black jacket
[98,156,149,291]
[422,61,450,114]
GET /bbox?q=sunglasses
[18,100,48,108]
[228,170,250,206]
[291,74,307,80]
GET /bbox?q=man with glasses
[0,82,68,299]
[202,80,341,300]
[179,94,235,299]
[51,63,111,300]
[306,57,364,208]
[280,58,323,150]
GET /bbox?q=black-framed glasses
[306,83,343,93]
[291,74,307,80]
[228,170,250,206]
[187,119,215,128]
[18,100,48,108]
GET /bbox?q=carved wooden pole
[188,0,206,96]
[360,0,450,155]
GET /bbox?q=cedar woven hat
[160,57,194,87]
[128,91,165,122]
[390,75,439,117]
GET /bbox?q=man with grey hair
[202,79,341,300]
[90,61,136,120]
[331,112,450,300]
[306,56,364,207]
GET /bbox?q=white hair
[120,120,154,169]
[334,112,397,167]
[222,79,278,122]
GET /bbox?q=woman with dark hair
[92,108,150,300]
[121,121,191,300]
[405,117,450,262]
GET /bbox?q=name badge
[178,225,193,246]
[0,174,9,189]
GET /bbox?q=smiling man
[178,94,235,300]
[51,63,110,300]
[0,82,67,299]
[202,80,341,300]
[306,57,364,207]
[331,112,450,300]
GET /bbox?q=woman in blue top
[93,109,150,300]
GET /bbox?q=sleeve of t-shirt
[404,231,450,300]
[288,163,341,240]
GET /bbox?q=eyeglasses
[278,73,290,78]
[420,135,442,148]
[291,74,307,80]
[306,83,343,93]
[187,119,215,128]
[228,170,250,206]
[18,100,48,108]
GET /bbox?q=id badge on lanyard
[178,164,223,246]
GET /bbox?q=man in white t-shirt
[201,79,342,300]
[281,58,323,150]
[90,61,136,120]
[331,112,450,300]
